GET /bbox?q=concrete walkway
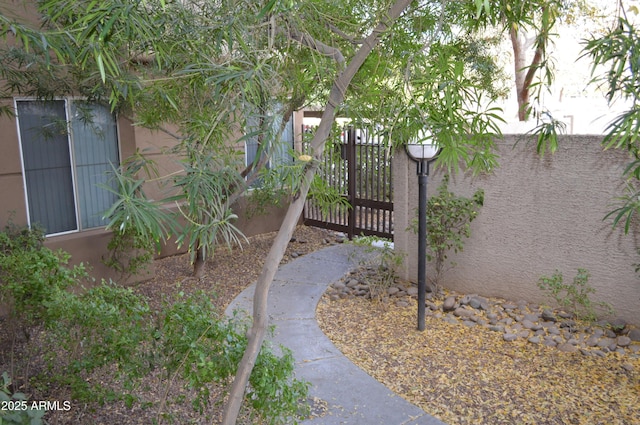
[225,244,447,425]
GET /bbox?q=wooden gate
[303,126,393,239]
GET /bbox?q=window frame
[15,97,122,236]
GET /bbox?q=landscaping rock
[523,313,540,322]
[597,338,615,348]
[346,279,359,289]
[609,318,627,334]
[629,328,640,342]
[558,343,579,353]
[541,309,557,322]
[326,273,640,361]
[442,296,457,312]
[503,333,518,342]
[387,286,400,295]
[558,311,574,319]
[469,296,489,310]
[617,336,632,347]
[453,307,475,319]
[586,336,600,347]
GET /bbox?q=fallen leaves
[317,296,640,425]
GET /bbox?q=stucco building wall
[394,135,640,326]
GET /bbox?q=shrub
[410,175,484,292]
[0,222,307,423]
[157,293,309,423]
[537,268,614,322]
[0,221,87,331]
[352,236,405,302]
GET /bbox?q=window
[245,111,294,183]
[16,99,120,236]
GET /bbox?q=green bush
[44,281,153,403]
[157,293,309,423]
[0,222,87,329]
[410,175,484,292]
[0,223,307,423]
[537,268,614,322]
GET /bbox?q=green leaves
[537,268,614,322]
[0,223,87,328]
[171,151,248,265]
[583,16,640,235]
[410,175,484,290]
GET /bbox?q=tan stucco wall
[394,135,640,326]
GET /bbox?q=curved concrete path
[225,244,447,425]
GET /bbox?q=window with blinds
[16,99,120,236]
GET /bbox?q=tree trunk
[220,0,413,422]
[193,246,206,278]
[510,26,545,122]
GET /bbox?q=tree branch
[288,27,345,66]
[327,23,364,45]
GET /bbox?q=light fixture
[405,129,441,331]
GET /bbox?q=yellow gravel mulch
[317,296,640,425]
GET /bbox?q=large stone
[425,301,439,311]
[442,296,457,312]
[503,333,518,342]
[454,307,475,319]
[558,343,579,353]
[523,313,540,323]
[629,328,640,342]
[469,296,490,310]
[597,337,615,348]
[332,281,346,290]
[609,318,627,334]
[541,309,557,322]
[617,336,632,347]
[586,336,600,347]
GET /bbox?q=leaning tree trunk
[220,0,414,422]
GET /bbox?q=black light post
[406,136,440,331]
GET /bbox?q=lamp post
[406,133,440,331]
